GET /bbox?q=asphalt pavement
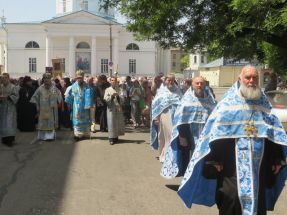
[0,126,286,215]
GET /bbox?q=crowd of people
[0,70,171,146]
[1,65,287,215]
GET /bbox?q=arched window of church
[76,42,90,49]
[25,41,40,48]
[126,43,139,50]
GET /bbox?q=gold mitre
[75,70,85,79]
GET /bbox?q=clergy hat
[23,76,32,84]
[75,70,85,79]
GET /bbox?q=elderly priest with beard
[161,76,217,178]
[151,74,182,163]
[178,65,287,215]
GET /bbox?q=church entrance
[75,52,91,74]
[75,41,91,75]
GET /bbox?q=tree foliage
[180,54,190,69]
[101,0,287,75]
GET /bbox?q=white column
[91,37,97,77]
[0,43,3,66]
[45,36,52,67]
[69,37,75,78]
[112,37,119,74]
[4,43,7,73]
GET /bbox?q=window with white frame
[25,41,40,49]
[129,59,136,74]
[29,58,37,73]
[101,59,108,74]
[201,55,205,64]
[126,43,139,50]
[83,0,89,10]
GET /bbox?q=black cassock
[17,85,37,131]
[202,138,284,215]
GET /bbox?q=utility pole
[109,23,113,77]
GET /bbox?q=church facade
[0,0,171,78]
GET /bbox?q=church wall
[3,15,166,78]
[118,30,158,76]
[6,25,47,76]
[118,51,156,77]
[8,49,46,76]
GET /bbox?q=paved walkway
[0,127,285,215]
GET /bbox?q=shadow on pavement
[165,184,180,192]
[0,130,76,214]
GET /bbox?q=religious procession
[0,65,287,215]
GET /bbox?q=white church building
[0,0,171,78]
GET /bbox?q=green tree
[180,54,190,69]
[101,0,287,75]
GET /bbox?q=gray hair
[239,65,258,80]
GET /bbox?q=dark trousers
[178,124,195,176]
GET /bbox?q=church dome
[56,0,115,18]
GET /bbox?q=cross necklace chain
[243,106,258,139]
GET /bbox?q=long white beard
[239,84,261,100]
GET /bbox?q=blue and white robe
[65,82,94,137]
[161,87,216,178]
[150,85,182,150]
[178,81,287,215]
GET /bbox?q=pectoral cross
[244,121,258,139]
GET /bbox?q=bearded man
[65,70,94,140]
[30,73,62,141]
[104,76,125,145]
[151,74,182,163]
[0,73,19,147]
[161,76,217,178]
[178,65,287,215]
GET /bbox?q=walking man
[178,66,287,215]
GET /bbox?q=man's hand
[272,165,282,175]
[112,93,119,97]
[154,118,160,125]
[213,164,223,172]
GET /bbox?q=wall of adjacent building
[199,67,220,87]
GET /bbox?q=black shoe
[2,141,14,147]
[114,137,119,143]
[110,141,114,145]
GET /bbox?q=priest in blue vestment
[151,74,182,162]
[65,70,94,140]
[178,66,287,215]
[161,76,217,178]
